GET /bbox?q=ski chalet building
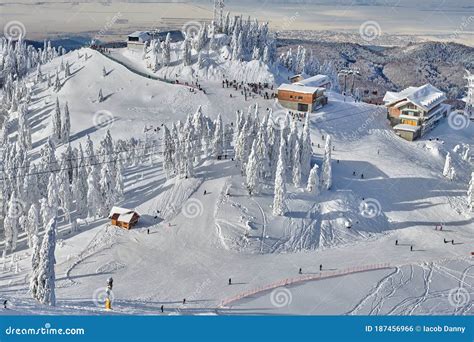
[277,80,328,113]
[127,30,184,50]
[383,84,450,141]
[109,207,141,229]
[127,31,152,50]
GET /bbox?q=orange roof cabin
[109,207,140,229]
[277,83,328,112]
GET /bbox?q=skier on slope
[319,264,323,271]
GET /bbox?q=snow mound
[215,175,390,254]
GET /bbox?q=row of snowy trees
[162,106,233,179]
[278,45,340,92]
[147,11,277,71]
[233,105,332,215]
[1,130,124,255]
[0,37,64,87]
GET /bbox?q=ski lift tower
[338,68,360,101]
[464,70,474,121]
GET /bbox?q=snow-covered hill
[0,46,472,316]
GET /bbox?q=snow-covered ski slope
[1,48,472,315]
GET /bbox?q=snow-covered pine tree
[53,70,61,91]
[102,66,107,77]
[306,164,320,194]
[442,152,456,180]
[162,125,175,179]
[29,234,41,299]
[17,104,32,150]
[246,140,261,195]
[62,102,71,143]
[73,157,88,218]
[255,117,271,180]
[162,33,171,66]
[4,191,20,252]
[58,166,72,222]
[86,168,101,218]
[300,114,312,180]
[468,172,474,211]
[99,163,114,217]
[183,38,192,66]
[64,61,70,77]
[273,140,287,216]
[212,114,224,158]
[195,23,208,52]
[292,139,302,187]
[47,173,59,211]
[26,204,39,248]
[34,217,57,306]
[52,98,62,141]
[321,134,332,190]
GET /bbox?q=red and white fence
[219,263,392,308]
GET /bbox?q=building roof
[383,84,446,111]
[393,124,421,133]
[295,74,331,88]
[278,83,324,94]
[109,206,140,224]
[128,31,152,40]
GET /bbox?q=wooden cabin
[109,207,140,229]
[277,83,327,112]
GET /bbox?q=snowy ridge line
[99,50,199,90]
[218,263,392,308]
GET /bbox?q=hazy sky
[0,0,472,43]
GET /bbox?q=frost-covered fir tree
[195,24,208,52]
[53,71,61,91]
[292,139,302,187]
[300,114,312,180]
[273,141,287,216]
[18,104,32,150]
[26,204,39,248]
[442,152,456,180]
[99,163,114,217]
[306,164,320,194]
[246,140,261,195]
[29,234,41,300]
[162,125,175,179]
[86,168,101,218]
[162,33,171,66]
[73,154,88,218]
[183,38,192,66]
[33,217,57,306]
[4,192,21,252]
[62,102,71,143]
[47,173,59,210]
[58,167,72,222]
[255,117,271,180]
[52,98,62,141]
[64,61,70,77]
[321,135,332,190]
[102,66,107,77]
[212,114,224,158]
[468,172,474,211]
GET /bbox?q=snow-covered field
[0,45,473,316]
